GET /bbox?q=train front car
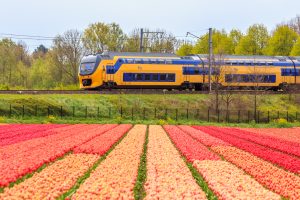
[79,54,102,89]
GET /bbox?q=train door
[105,65,115,88]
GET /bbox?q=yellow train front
[79,52,300,91]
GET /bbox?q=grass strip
[57,126,134,200]
[0,151,72,193]
[162,126,218,200]
[133,126,149,200]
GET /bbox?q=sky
[1,0,299,50]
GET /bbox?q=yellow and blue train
[79,52,300,91]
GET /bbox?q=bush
[272,118,293,128]
[157,119,168,125]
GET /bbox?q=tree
[235,24,269,55]
[290,36,300,56]
[32,44,48,59]
[287,15,300,34]
[176,43,194,56]
[229,29,243,54]
[192,29,234,55]
[264,25,298,56]
[52,29,84,85]
[82,22,125,53]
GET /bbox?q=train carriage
[78,52,300,91]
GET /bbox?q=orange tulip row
[0,124,116,187]
[72,125,147,200]
[145,125,207,199]
[241,127,300,144]
[193,160,281,200]
[0,153,99,200]
[212,146,300,199]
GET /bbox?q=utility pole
[140,28,164,52]
[208,28,213,93]
[140,28,144,52]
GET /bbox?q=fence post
[217,110,220,123]
[207,109,210,122]
[268,111,270,123]
[120,107,123,118]
[35,105,38,117]
[238,110,240,123]
[143,108,146,120]
[131,108,134,120]
[47,106,50,117]
[97,107,100,118]
[277,111,280,119]
[22,105,25,118]
[286,111,289,122]
[296,112,298,121]
[186,109,189,120]
[227,111,230,123]
[257,111,260,124]
[197,109,199,119]
[60,106,63,118]
[165,108,168,119]
[176,109,178,121]
[247,110,250,123]
[109,107,111,118]
[154,108,156,119]
[9,104,12,118]
[73,106,75,118]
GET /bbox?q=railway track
[0,89,296,95]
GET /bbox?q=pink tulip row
[0,124,71,146]
[1,124,89,160]
[72,125,147,200]
[212,126,300,157]
[241,127,300,144]
[193,160,281,200]
[163,125,220,162]
[0,124,116,187]
[73,124,132,155]
[193,126,300,174]
[0,153,99,200]
[0,124,63,140]
[177,125,230,147]
[145,125,207,199]
[212,145,300,199]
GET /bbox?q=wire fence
[0,104,298,123]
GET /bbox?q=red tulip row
[73,124,132,155]
[212,145,300,199]
[193,126,300,174]
[72,125,147,199]
[241,127,300,144]
[145,125,207,199]
[0,124,35,135]
[193,160,281,200]
[163,125,220,162]
[0,124,63,140]
[0,124,71,146]
[177,125,230,147]
[211,126,300,157]
[0,124,116,187]
[1,124,89,160]
[0,153,99,200]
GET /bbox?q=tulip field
[0,124,300,199]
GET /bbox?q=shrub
[272,118,293,128]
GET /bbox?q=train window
[160,74,167,81]
[167,74,175,81]
[145,74,151,81]
[152,74,159,81]
[194,68,199,74]
[136,74,143,81]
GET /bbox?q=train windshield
[80,62,96,75]
[79,55,101,75]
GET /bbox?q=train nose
[82,79,92,86]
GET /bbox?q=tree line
[0,16,300,89]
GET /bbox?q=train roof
[98,51,178,60]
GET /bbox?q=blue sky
[1,0,299,50]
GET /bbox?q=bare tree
[52,30,84,84]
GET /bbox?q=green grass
[133,126,149,200]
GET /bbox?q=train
[78,52,300,91]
